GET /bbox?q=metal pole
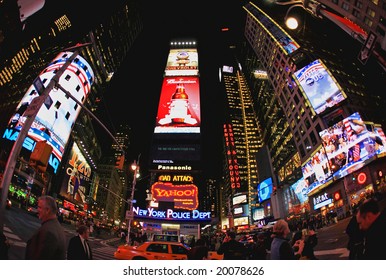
[0,51,80,234]
[127,155,140,245]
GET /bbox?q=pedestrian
[270,219,304,260]
[25,195,67,259]
[356,198,386,259]
[247,234,267,260]
[346,207,364,259]
[302,227,318,260]
[187,238,209,260]
[67,225,93,260]
[189,235,196,247]
[217,230,247,259]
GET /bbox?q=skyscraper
[237,1,386,222]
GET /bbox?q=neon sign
[151,182,198,210]
[132,206,210,221]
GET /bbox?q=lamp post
[0,49,86,233]
[275,0,323,30]
[126,155,140,245]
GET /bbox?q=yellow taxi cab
[114,241,190,260]
[207,251,223,260]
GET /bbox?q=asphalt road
[3,205,351,260]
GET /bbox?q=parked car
[114,241,190,260]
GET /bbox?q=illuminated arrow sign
[358,31,377,65]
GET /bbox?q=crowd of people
[1,194,386,260]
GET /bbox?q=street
[3,204,350,260]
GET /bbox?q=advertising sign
[319,112,381,181]
[164,49,199,76]
[154,76,201,134]
[151,182,198,210]
[132,206,210,222]
[294,59,346,115]
[3,52,94,173]
[257,177,273,203]
[59,143,92,204]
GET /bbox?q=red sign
[357,172,367,184]
[151,182,198,210]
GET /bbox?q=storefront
[131,206,211,243]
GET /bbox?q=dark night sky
[93,0,246,179]
[12,0,385,184]
[19,0,245,181]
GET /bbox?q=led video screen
[257,177,273,203]
[164,49,199,76]
[289,177,309,204]
[3,52,94,173]
[319,112,383,181]
[301,145,333,195]
[154,76,201,134]
[294,59,346,115]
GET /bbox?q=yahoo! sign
[132,206,211,222]
[151,182,198,210]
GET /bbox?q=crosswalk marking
[92,246,117,260]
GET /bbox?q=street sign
[33,76,45,95]
[126,210,133,219]
[358,31,377,65]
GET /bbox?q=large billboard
[59,142,92,205]
[164,49,199,76]
[154,76,201,134]
[294,59,346,115]
[319,112,385,181]
[3,51,94,173]
[257,177,273,203]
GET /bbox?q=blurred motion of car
[6,199,12,209]
[27,206,38,216]
[114,241,190,260]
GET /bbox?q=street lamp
[126,155,140,245]
[275,0,323,30]
[0,48,87,233]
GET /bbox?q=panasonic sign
[157,165,192,171]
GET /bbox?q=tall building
[0,0,143,225]
[219,62,263,231]
[236,1,386,223]
[128,39,211,242]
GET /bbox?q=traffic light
[29,141,52,167]
[115,154,125,170]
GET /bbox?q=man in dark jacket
[67,225,93,260]
[25,195,67,259]
[356,198,386,259]
[217,230,247,260]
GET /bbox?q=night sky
[9,0,385,185]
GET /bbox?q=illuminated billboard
[319,112,383,181]
[257,177,273,203]
[246,2,300,55]
[301,145,333,194]
[151,182,198,210]
[164,49,199,76]
[154,76,201,134]
[59,142,92,204]
[289,177,309,204]
[294,59,346,115]
[3,51,94,173]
